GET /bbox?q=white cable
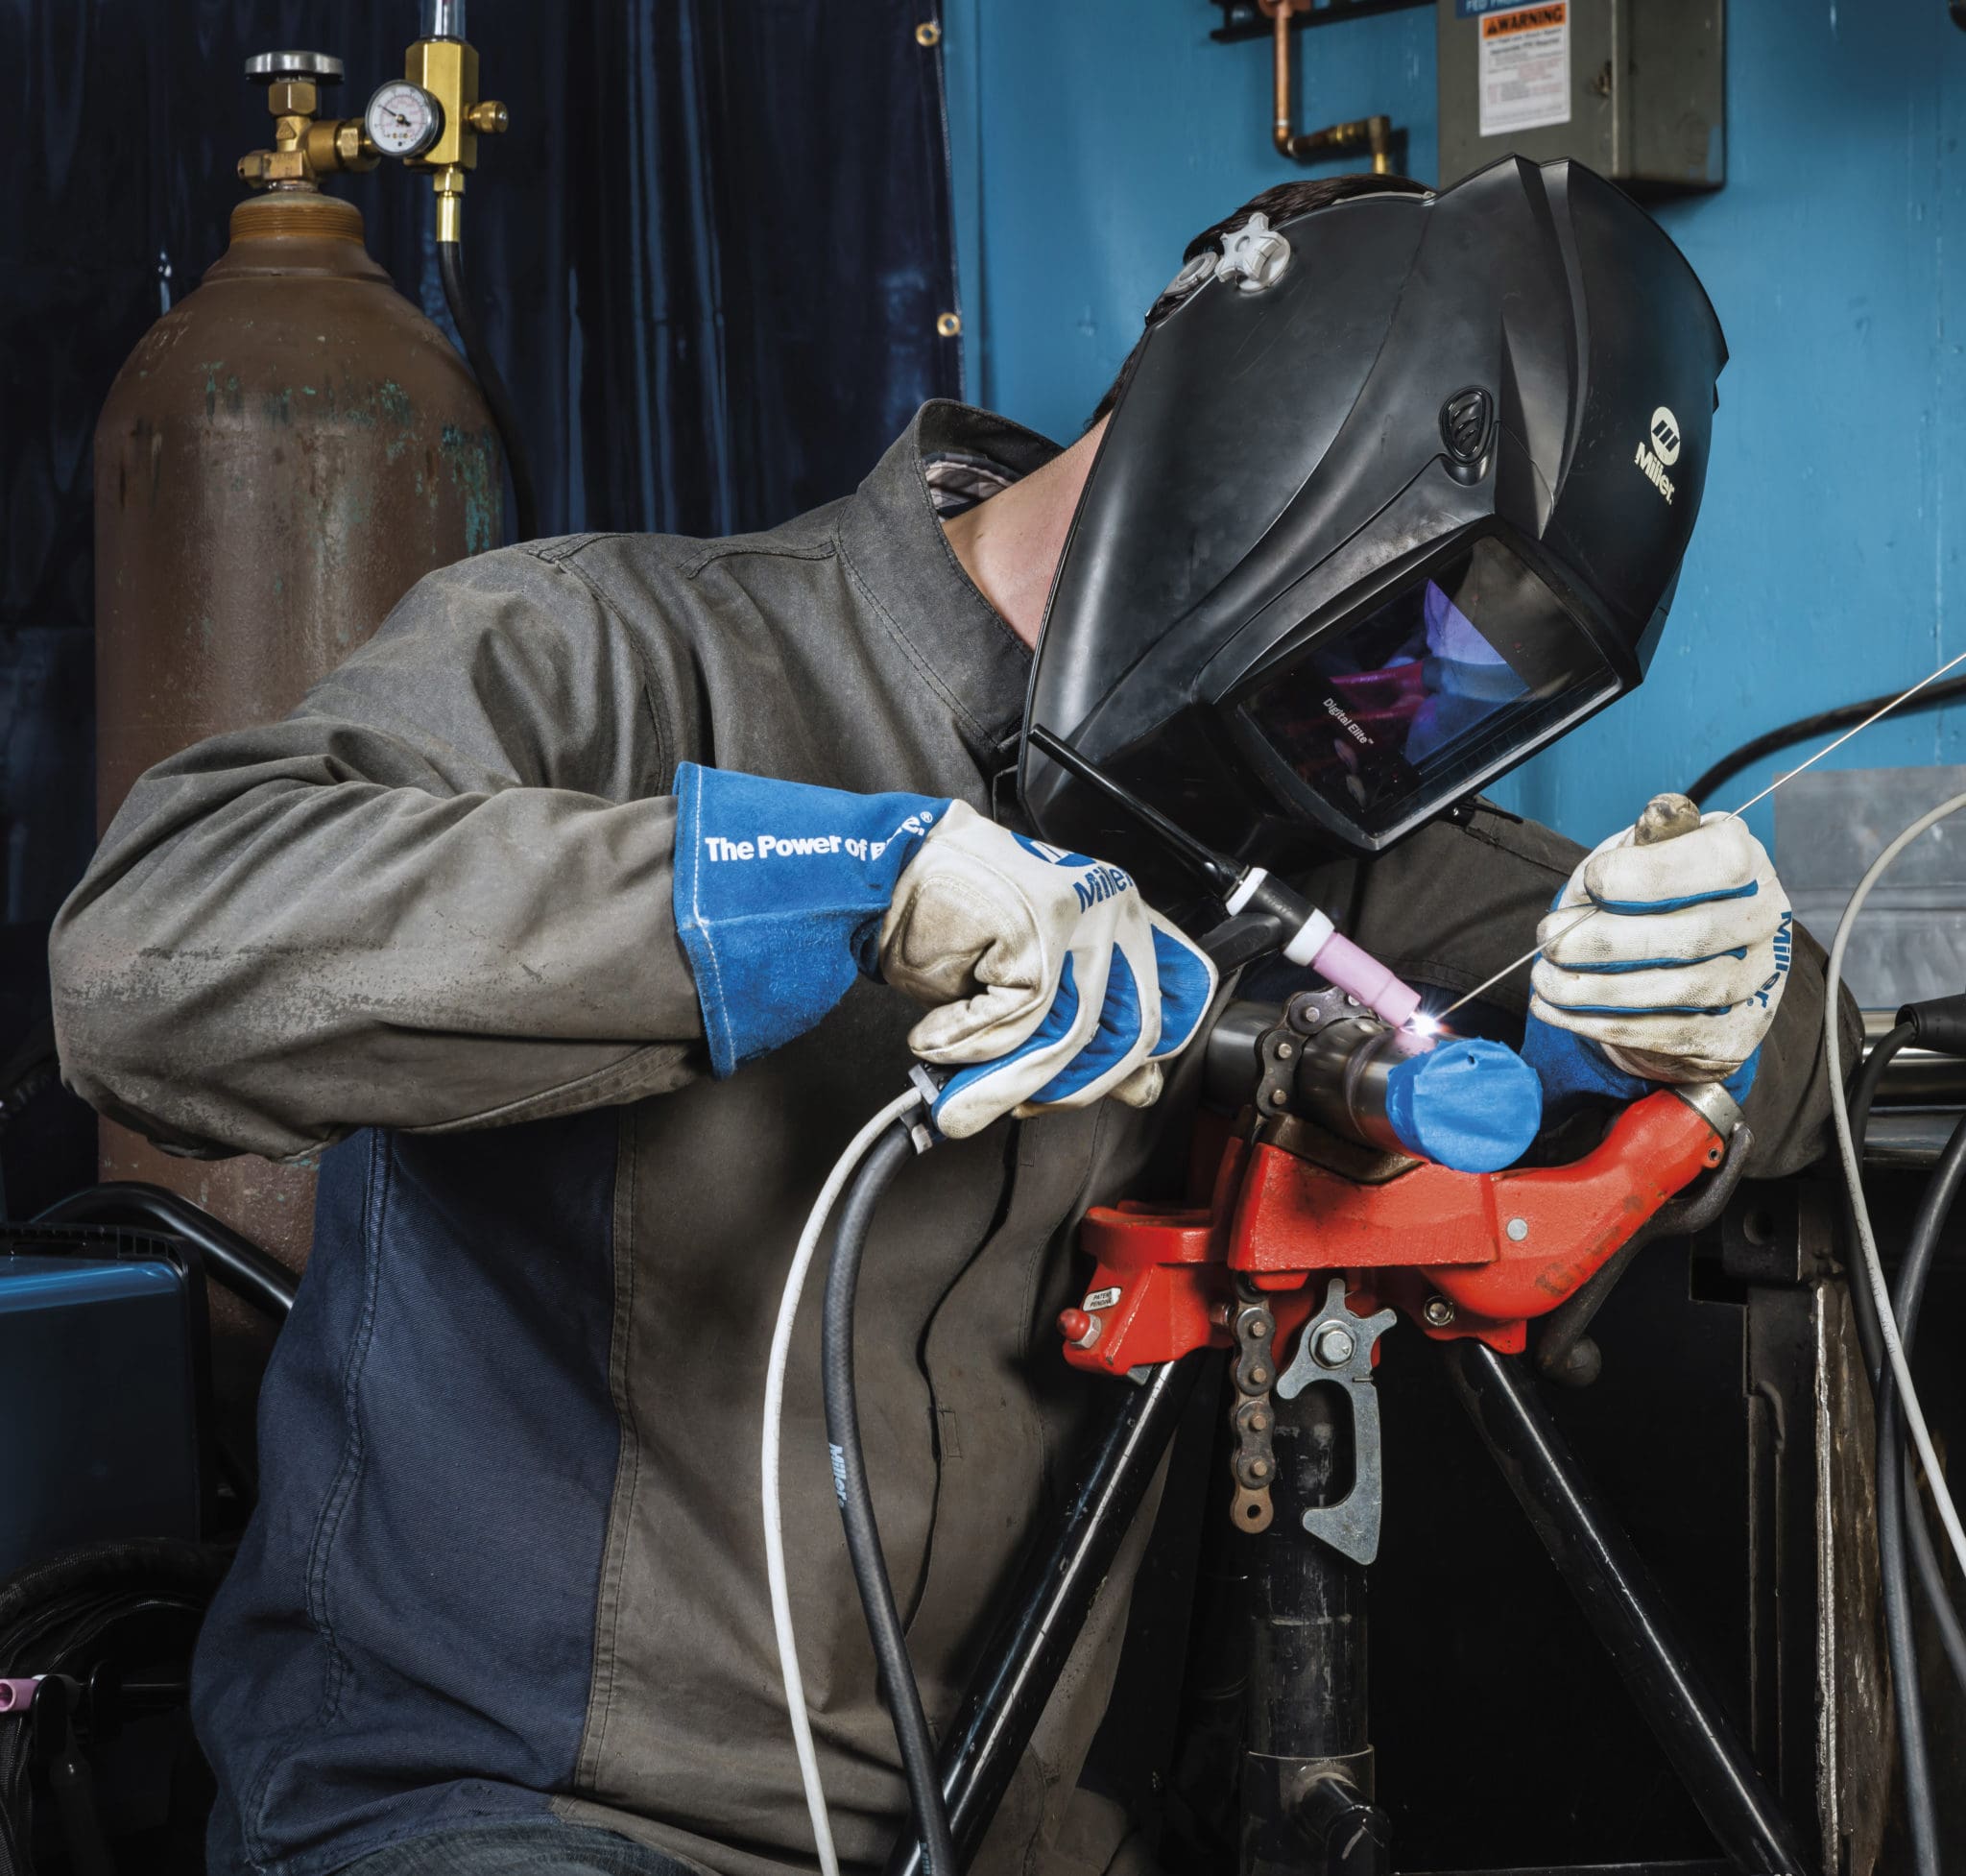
[763,1087,926,1876]
[1824,788,1966,1585]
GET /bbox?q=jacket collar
[834,400,1062,754]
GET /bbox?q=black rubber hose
[1686,677,1966,806]
[1844,1022,1917,1380]
[821,1120,959,1876]
[1873,1105,1966,1876]
[1842,1028,1966,1702]
[437,239,539,543]
[36,1182,298,1321]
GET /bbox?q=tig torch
[1026,726,1426,1029]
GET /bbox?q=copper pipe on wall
[1262,0,1394,171]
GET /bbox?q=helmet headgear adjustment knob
[1213,213,1293,294]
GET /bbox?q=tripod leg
[1441,1336,1811,1875]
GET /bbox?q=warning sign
[1477,2,1570,140]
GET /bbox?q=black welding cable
[437,240,539,543]
[1874,1105,1966,1876]
[821,1120,959,1876]
[1884,1100,1966,1671]
[1687,677,1966,806]
[1842,1026,1966,1705]
[1843,1023,1917,1380]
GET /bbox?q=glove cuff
[1524,1014,1760,1119]
[672,763,951,1075]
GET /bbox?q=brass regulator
[238,0,509,241]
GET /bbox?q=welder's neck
[943,417,1109,651]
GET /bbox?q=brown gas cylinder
[92,187,500,1280]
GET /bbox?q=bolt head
[1506,1216,1529,1242]
[1312,1323,1356,1368]
[1423,1295,1456,1328]
[1276,1041,1294,1059]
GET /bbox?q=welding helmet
[1019,156,1727,871]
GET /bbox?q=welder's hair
[1086,171,1436,430]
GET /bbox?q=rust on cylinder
[93,187,501,1287]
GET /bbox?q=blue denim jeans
[339,1820,696,1875]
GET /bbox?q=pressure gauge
[365,81,443,157]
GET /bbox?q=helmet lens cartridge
[1232,535,1620,845]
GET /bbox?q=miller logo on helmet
[1648,406,1684,465]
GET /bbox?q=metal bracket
[1274,1276,1398,1564]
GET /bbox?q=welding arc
[1426,649,1966,1027]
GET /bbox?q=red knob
[1057,1308,1096,1348]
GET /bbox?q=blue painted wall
[944,0,1966,854]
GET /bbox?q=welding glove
[1523,811,1792,1103]
[671,763,1217,1139]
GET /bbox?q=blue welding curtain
[4,0,963,586]
[0,0,962,1209]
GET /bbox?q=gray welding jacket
[47,403,1851,1876]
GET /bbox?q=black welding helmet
[1019,156,1727,870]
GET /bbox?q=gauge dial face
[365,81,443,157]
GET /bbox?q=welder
[48,160,1849,1876]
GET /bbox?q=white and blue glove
[672,764,1218,1139]
[1523,809,1792,1106]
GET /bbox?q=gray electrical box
[1436,1,1723,195]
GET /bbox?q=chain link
[1228,1274,1279,1532]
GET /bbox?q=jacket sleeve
[1296,804,1861,1180]
[49,545,707,1163]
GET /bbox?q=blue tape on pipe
[1383,1038,1543,1173]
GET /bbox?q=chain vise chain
[1228,1275,1280,1532]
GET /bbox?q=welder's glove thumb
[879,806,1217,1139]
[1526,811,1792,1094]
[670,764,1216,1141]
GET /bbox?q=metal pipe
[420,0,467,38]
[1272,3,1294,156]
[1203,998,1407,1156]
[1246,1384,1366,1761]
[882,1357,1204,1876]
[1240,1383,1391,1876]
[1441,1339,1811,1875]
[1861,1007,1966,1104]
[1265,4,1394,172]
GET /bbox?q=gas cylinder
[92,60,501,1285]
